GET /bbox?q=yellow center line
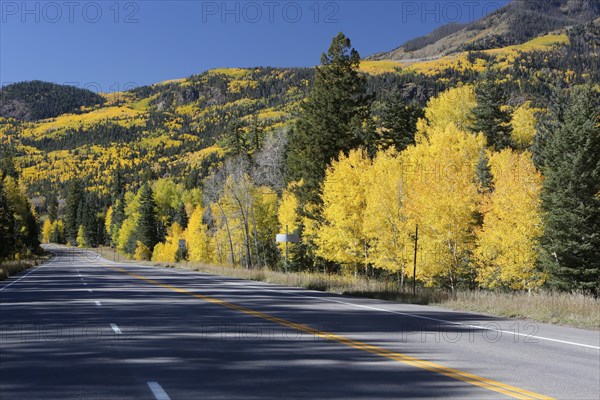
[109,266,553,400]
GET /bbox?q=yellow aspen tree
[41,219,52,243]
[117,190,142,255]
[474,149,545,290]
[50,220,65,243]
[212,173,256,268]
[417,85,477,136]
[277,180,322,263]
[182,188,204,215]
[363,148,414,285]
[185,206,214,263]
[250,187,279,267]
[278,182,300,233]
[134,241,151,261]
[152,222,185,262]
[76,225,87,248]
[316,149,371,274]
[277,181,301,254]
[404,123,486,289]
[117,216,137,255]
[153,178,183,225]
[105,206,113,237]
[511,101,542,149]
[151,242,167,261]
[210,200,243,267]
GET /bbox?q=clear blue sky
[1,0,509,92]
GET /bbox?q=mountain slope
[0,81,105,121]
[1,12,598,200]
[369,0,600,61]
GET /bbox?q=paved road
[1,246,598,399]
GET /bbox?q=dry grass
[94,247,599,330]
[441,291,599,330]
[0,255,51,281]
[158,262,600,329]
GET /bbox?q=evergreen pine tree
[137,184,160,251]
[475,149,493,193]
[110,194,126,245]
[377,97,423,152]
[23,210,40,251]
[50,222,64,244]
[173,202,188,229]
[0,151,19,180]
[532,81,567,170]
[0,182,15,259]
[225,121,250,157]
[471,70,513,151]
[286,32,371,205]
[64,180,84,243]
[112,166,125,201]
[540,86,600,294]
[47,195,58,222]
[81,194,99,247]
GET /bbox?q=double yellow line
[110,266,553,400]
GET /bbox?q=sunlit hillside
[2,26,593,201]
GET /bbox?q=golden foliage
[41,219,52,244]
[24,106,146,138]
[511,101,543,149]
[363,148,414,276]
[152,223,185,262]
[228,79,259,93]
[185,206,214,263]
[417,86,477,136]
[277,182,300,233]
[76,225,87,248]
[359,60,402,75]
[475,150,545,290]
[208,68,252,79]
[404,124,486,288]
[406,34,569,76]
[316,149,371,270]
[134,241,152,261]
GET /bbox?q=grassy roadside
[0,253,52,282]
[95,246,599,330]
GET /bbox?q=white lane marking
[110,323,122,334]
[95,301,102,307]
[147,382,171,400]
[133,265,600,351]
[0,265,42,291]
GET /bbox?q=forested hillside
[1,15,598,295]
[0,81,105,121]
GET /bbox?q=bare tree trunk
[400,267,405,291]
[232,194,252,269]
[215,202,236,266]
[249,204,262,267]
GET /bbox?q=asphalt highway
[1,246,598,399]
